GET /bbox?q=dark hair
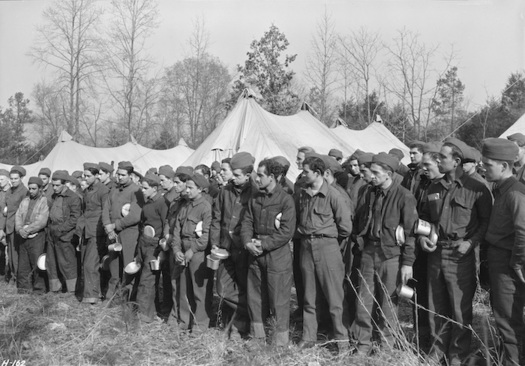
[175,173,191,182]
[195,164,210,177]
[258,159,284,178]
[372,161,394,174]
[298,146,315,155]
[302,156,325,175]
[443,142,464,164]
[141,177,160,188]
[53,179,66,185]
[85,167,99,175]
[221,158,231,165]
[239,165,254,175]
[409,143,424,153]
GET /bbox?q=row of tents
[0,89,418,182]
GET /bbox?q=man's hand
[105,223,116,234]
[175,251,185,263]
[400,265,413,285]
[18,228,28,239]
[184,249,194,264]
[107,231,117,241]
[419,236,437,253]
[245,240,262,257]
[456,240,473,255]
[514,266,525,284]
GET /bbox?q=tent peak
[59,130,73,142]
[178,138,188,147]
[240,88,257,99]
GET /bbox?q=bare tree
[304,8,338,125]
[338,27,382,125]
[32,81,67,139]
[384,29,453,140]
[102,0,159,141]
[30,0,103,140]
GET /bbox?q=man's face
[28,183,41,199]
[173,177,186,194]
[80,180,89,191]
[349,159,360,176]
[194,168,209,179]
[159,175,173,190]
[52,179,64,194]
[66,181,77,192]
[410,148,423,164]
[0,175,8,188]
[10,173,21,188]
[301,164,318,185]
[185,180,201,200]
[462,162,477,175]
[116,169,131,185]
[359,165,373,183]
[39,174,50,186]
[255,166,272,190]
[220,163,233,182]
[84,170,96,186]
[370,163,390,187]
[98,170,110,183]
[482,157,504,182]
[296,152,306,170]
[131,173,141,184]
[141,181,157,200]
[437,146,458,174]
[232,168,250,187]
[422,154,441,180]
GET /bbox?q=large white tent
[183,89,410,180]
[499,113,525,138]
[0,132,194,179]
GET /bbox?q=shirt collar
[495,176,517,196]
[190,195,204,206]
[304,179,329,197]
[149,192,162,203]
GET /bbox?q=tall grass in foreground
[0,277,500,366]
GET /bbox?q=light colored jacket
[15,194,49,235]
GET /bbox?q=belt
[437,240,460,249]
[301,234,336,239]
[255,234,269,240]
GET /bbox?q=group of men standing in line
[1,132,524,366]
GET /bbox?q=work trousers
[413,247,429,331]
[178,251,211,332]
[292,238,304,314]
[428,246,476,361]
[106,229,138,299]
[247,244,292,346]
[47,232,78,292]
[6,232,20,283]
[81,236,105,303]
[156,249,172,318]
[136,236,160,322]
[300,237,346,342]
[216,248,249,333]
[488,245,525,366]
[354,242,400,351]
[169,253,184,325]
[17,232,46,293]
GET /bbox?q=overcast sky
[0,0,524,111]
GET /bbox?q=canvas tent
[0,132,194,180]
[499,113,525,138]
[183,89,409,180]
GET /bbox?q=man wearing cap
[419,137,492,365]
[136,173,169,322]
[328,149,349,189]
[295,156,352,351]
[98,162,116,191]
[292,146,316,319]
[195,164,220,199]
[171,174,212,332]
[38,168,53,206]
[47,170,82,294]
[482,138,525,366]
[0,166,28,284]
[159,165,177,204]
[402,142,426,195]
[240,158,296,347]
[462,146,487,185]
[345,152,367,213]
[328,148,343,164]
[389,148,409,176]
[352,152,418,354]
[79,163,110,304]
[210,151,256,338]
[507,132,525,185]
[15,177,48,294]
[210,161,221,189]
[102,161,144,301]
[272,156,294,195]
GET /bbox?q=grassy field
[0,280,496,366]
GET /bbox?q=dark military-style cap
[98,162,114,173]
[0,169,9,177]
[158,165,175,179]
[231,152,255,170]
[72,171,83,179]
[443,137,469,157]
[272,156,291,169]
[83,163,98,171]
[372,152,399,172]
[321,155,343,174]
[38,168,51,177]
[28,176,44,187]
[118,161,133,170]
[482,138,519,162]
[10,165,26,177]
[52,170,68,181]
[175,166,193,176]
[422,141,443,154]
[143,172,160,186]
[388,148,404,161]
[190,174,210,189]
[328,148,343,160]
[463,146,481,163]
[211,161,221,172]
[358,152,374,165]
[507,133,525,147]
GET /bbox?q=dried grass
[0,278,499,366]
